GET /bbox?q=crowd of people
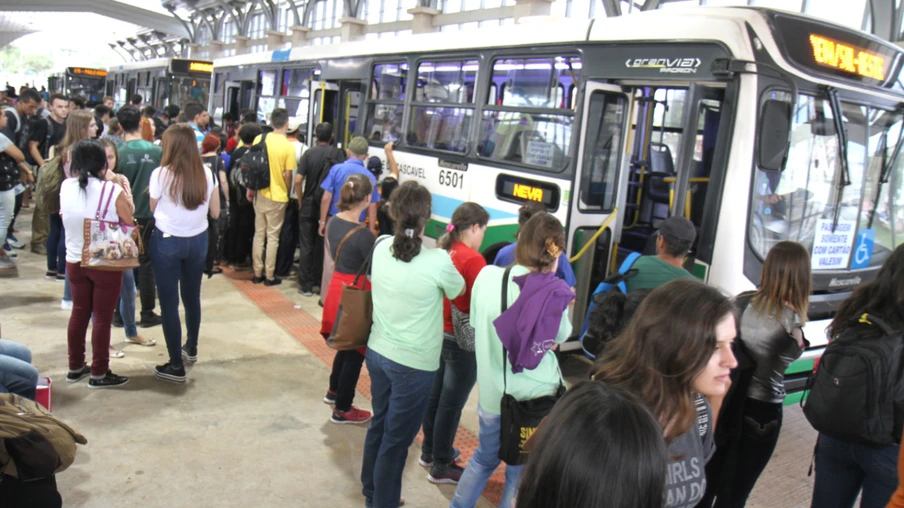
[2,84,904,508]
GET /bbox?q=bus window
[579,91,627,212]
[365,62,407,143]
[407,59,478,153]
[280,68,317,143]
[257,69,278,123]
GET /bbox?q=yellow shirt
[253,132,297,203]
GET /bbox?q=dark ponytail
[437,202,490,251]
[71,139,108,190]
[390,181,431,262]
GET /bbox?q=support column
[188,42,201,59]
[290,25,311,47]
[266,30,287,51]
[407,7,439,34]
[513,0,554,22]
[339,17,367,42]
[234,35,250,55]
[209,40,226,60]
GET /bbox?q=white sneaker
[60,299,73,311]
[0,255,14,270]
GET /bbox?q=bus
[210,7,904,401]
[106,58,213,111]
[47,67,107,107]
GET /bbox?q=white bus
[211,7,904,401]
[107,58,213,111]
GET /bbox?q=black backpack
[238,133,270,191]
[803,314,904,446]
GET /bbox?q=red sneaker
[330,406,372,424]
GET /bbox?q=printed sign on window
[811,218,856,270]
[525,141,554,168]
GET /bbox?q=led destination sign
[169,60,214,75]
[495,173,559,211]
[809,35,886,81]
[69,67,107,78]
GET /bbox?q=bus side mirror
[757,99,792,172]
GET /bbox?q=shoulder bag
[327,235,387,351]
[81,181,142,271]
[451,304,476,352]
[497,266,565,465]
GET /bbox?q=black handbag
[497,267,565,466]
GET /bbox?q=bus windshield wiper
[825,86,851,231]
[867,113,904,228]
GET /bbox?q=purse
[326,236,387,351]
[80,181,142,271]
[497,266,565,466]
[450,304,476,352]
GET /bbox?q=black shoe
[154,362,186,383]
[252,276,264,284]
[138,313,162,328]
[419,448,461,467]
[299,286,313,297]
[264,278,282,287]
[182,345,198,363]
[88,371,129,389]
[66,365,91,383]
[112,313,124,328]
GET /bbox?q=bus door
[127,77,137,101]
[152,78,168,111]
[225,80,254,120]
[307,81,339,147]
[567,82,632,339]
[337,81,363,148]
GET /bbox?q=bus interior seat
[647,142,675,220]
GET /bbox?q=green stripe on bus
[425,219,518,252]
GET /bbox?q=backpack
[0,394,87,481]
[802,313,904,446]
[238,133,270,191]
[229,147,251,206]
[35,157,64,214]
[579,251,641,359]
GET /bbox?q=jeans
[422,337,477,465]
[150,229,207,369]
[66,262,123,377]
[119,267,138,338]
[63,274,71,303]
[707,398,783,508]
[0,189,14,249]
[329,349,365,412]
[136,218,157,319]
[361,347,435,508]
[0,339,39,400]
[451,405,524,508]
[252,193,286,279]
[811,434,899,508]
[297,216,323,291]
[46,214,65,273]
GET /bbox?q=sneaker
[45,270,57,279]
[88,371,129,389]
[60,299,73,311]
[252,275,264,284]
[3,247,17,260]
[66,365,91,383]
[154,362,186,383]
[299,287,313,297]
[6,236,24,249]
[330,406,372,424]
[323,390,337,405]
[0,254,14,270]
[182,345,198,363]
[419,448,461,468]
[264,278,282,287]
[138,314,162,328]
[427,462,465,485]
[56,274,65,282]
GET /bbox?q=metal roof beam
[0,0,190,38]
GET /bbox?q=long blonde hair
[752,241,811,324]
[57,110,95,164]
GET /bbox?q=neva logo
[626,58,702,74]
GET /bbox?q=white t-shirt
[60,177,124,263]
[149,165,217,237]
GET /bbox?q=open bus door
[225,80,254,122]
[307,81,339,148]
[567,83,632,345]
[338,81,363,147]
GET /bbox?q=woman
[140,116,155,144]
[149,124,220,384]
[320,173,375,424]
[48,111,97,311]
[515,381,667,508]
[492,202,576,287]
[706,241,810,507]
[0,108,32,270]
[361,181,464,508]
[420,202,489,484]
[60,139,131,388]
[201,133,229,274]
[451,212,573,508]
[100,138,155,350]
[810,244,904,508]
[591,278,738,508]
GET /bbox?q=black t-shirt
[327,216,375,274]
[297,144,345,201]
[202,154,227,205]
[28,117,66,162]
[1,109,20,142]
[377,176,398,236]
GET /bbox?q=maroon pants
[66,262,123,376]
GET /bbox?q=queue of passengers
[3,94,904,508]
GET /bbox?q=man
[68,96,85,112]
[116,106,163,328]
[130,94,142,107]
[1,89,40,141]
[184,102,210,151]
[624,216,697,292]
[159,104,180,131]
[26,93,67,254]
[274,118,307,278]
[295,122,344,296]
[103,96,115,110]
[223,112,237,139]
[247,108,296,286]
[94,104,111,139]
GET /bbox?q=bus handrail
[569,207,618,263]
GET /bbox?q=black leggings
[328,349,365,412]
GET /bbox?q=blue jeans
[811,434,899,508]
[150,229,207,369]
[451,405,524,508]
[422,336,477,465]
[0,339,39,400]
[119,267,138,338]
[361,347,435,508]
[63,273,71,302]
[47,214,66,273]
[0,189,13,250]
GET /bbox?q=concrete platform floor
[1,206,819,507]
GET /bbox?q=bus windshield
[748,94,904,271]
[69,76,105,104]
[171,76,210,109]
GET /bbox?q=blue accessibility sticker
[851,228,875,269]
